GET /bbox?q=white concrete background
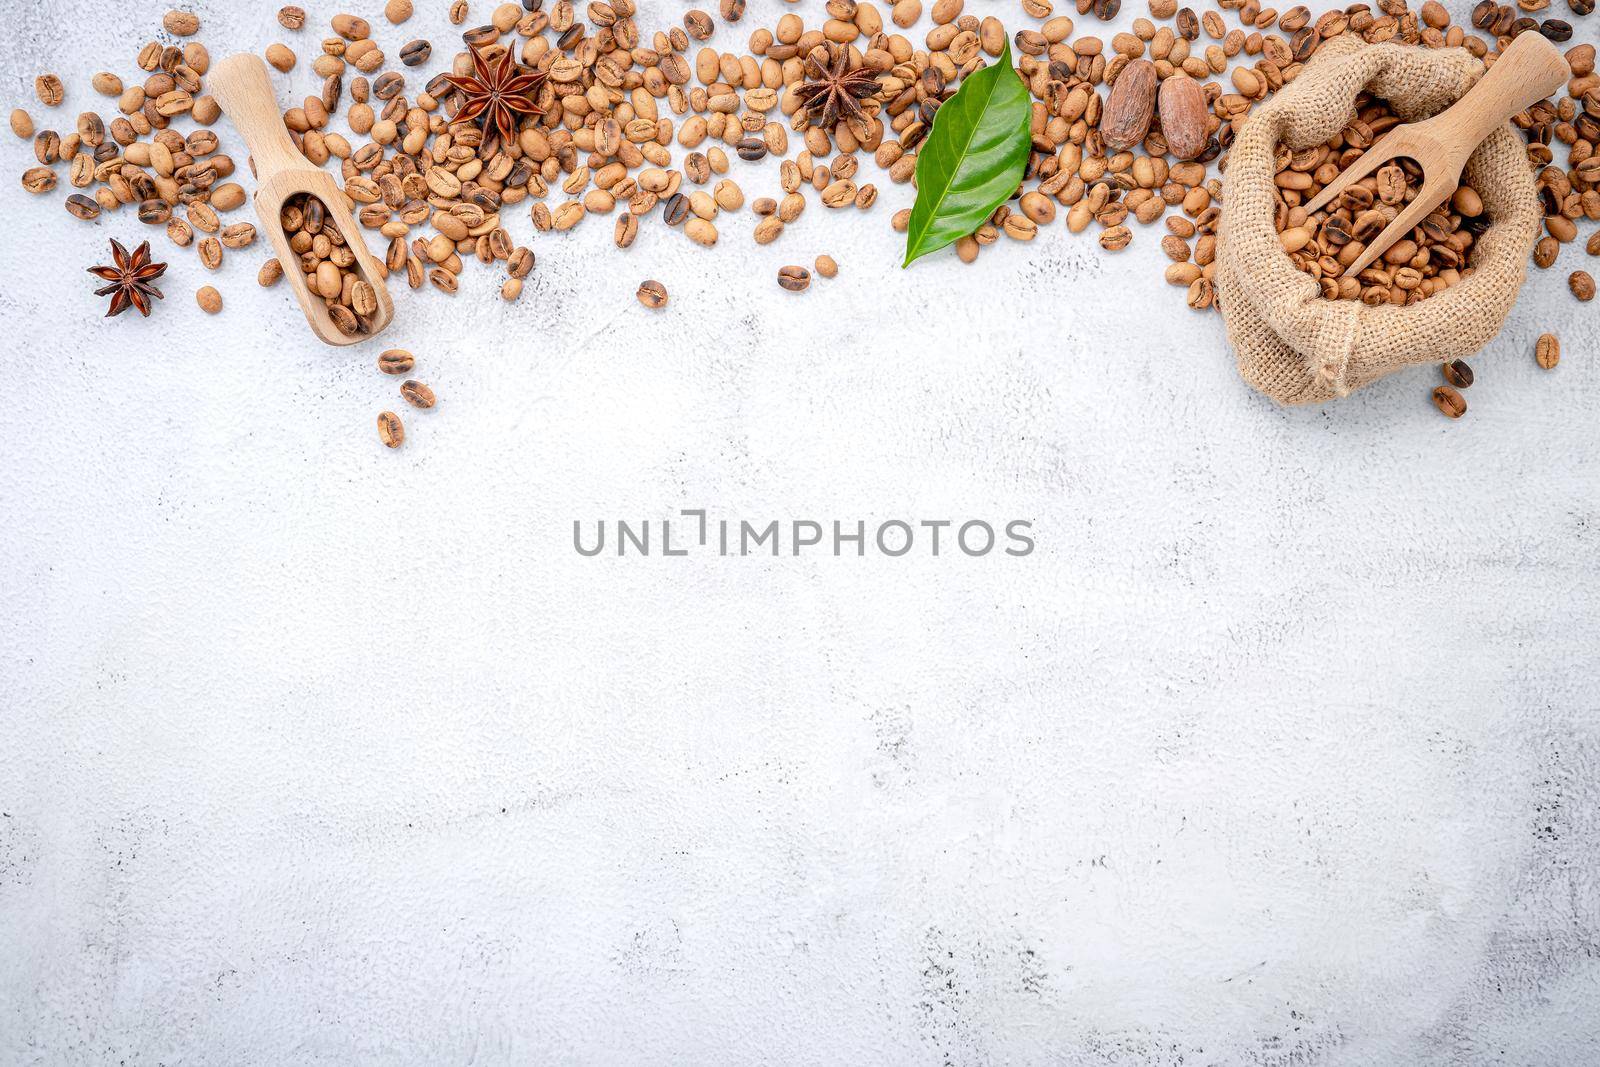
[3,0,1599,1063]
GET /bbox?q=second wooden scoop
[209,53,393,346]
[1303,30,1570,279]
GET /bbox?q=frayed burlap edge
[1215,36,1542,405]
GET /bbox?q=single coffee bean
[258,258,284,286]
[1535,333,1560,369]
[278,5,307,29]
[1441,359,1473,388]
[35,74,64,107]
[720,0,746,20]
[378,349,415,374]
[777,265,811,291]
[65,194,100,220]
[661,192,690,226]
[400,39,432,66]
[736,137,767,161]
[814,254,838,278]
[400,379,436,408]
[377,410,405,448]
[1538,18,1571,39]
[1432,385,1467,419]
[637,279,669,308]
[21,166,56,193]
[1570,270,1595,302]
[196,285,223,313]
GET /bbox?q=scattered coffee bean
[400,379,436,408]
[163,10,201,36]
[266,44,297,72]
[777,265,811,291]
[65,194,100,220]
[196,286,223,313]
[35,75,64,107]
[259,259,284,287]
[1535,332,1560,369]
[278,5,307,29]
[401,40,432,66]
[379,349,415,374]
[1432,385,1467,419]
[1441,359,1474,389]
[1571,270,1595,301]
[637,279,669,308]
[377,410,405,448]
[814,254,838,278]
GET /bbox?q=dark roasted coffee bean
[401,39,432,65]
[736,136,767,161]
[1441,360,1473,388]
[661,192,689,226]
[1538,18,1571,40]
[373,72,405,99]
[34,130,60,164]
[1176,7,1199,38]
[1472,0,1497,26]
[138,198,172,224]
[1095,0,1121,18]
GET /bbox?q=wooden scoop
[209,53,393,346]
[1302,30,1570,279]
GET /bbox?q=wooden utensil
[1302,30,1570,279]
[209,53,393,346]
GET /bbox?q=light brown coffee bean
[1535,333,1560,369]
[400,379,436,408]
[377,410,405,448]
[164,10,201,35]
[196,286,223,313]
[21,166,56,194]
[279,5,308,29]
[385,0,414,22]
[379,349,415,374]
[35,75,64,107]
[777,265,811,291]
[9,109,32,138]
[814,254,838,278]
[1099,225,1133,251]
[266,44,297,72]
[637,279,669,307]
[198,237,223,269]
[259,258,284,286]
[1571,270,1595,301]
[1432,385,1466,419]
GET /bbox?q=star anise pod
[441,47,548,148]
[793,43,882,139]
[87,239,166,318]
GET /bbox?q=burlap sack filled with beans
[1215,36,1542,405]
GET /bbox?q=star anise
[87,239,166,318]
[441,47,548,148]
[793,43,882,139]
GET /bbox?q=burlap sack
[1215,35,1542,404]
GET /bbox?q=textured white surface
[3,1,1600,1063]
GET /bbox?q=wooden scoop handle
[208,53,314,179]
[1436,31,1571,150]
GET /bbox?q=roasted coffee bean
[661,192,690,226]
[1571,270,1596,301]
[138,198,173,223]
[377,410,405,448]
[373,72,405,99]
[1441,359,1474,388]
[1538,18,1571,39]
[163,10,201,35]
[400,379,436,408]
[65,194,100,220]
[776,265,811,291]
[259,258,284,286]
[684,10,714,38]
[736,137,767,161]
[196,285,223,313]
[379,349,415,374]
[1432,385,1467,419]
[401,39,432,65]
[1535,332,1560,369]
[720,0,746,19]
[1094,0,1120,17]
[278,5,307,29]
[35,75,64,107]
[636,279,668,307]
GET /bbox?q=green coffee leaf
[902,41,1032,267]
